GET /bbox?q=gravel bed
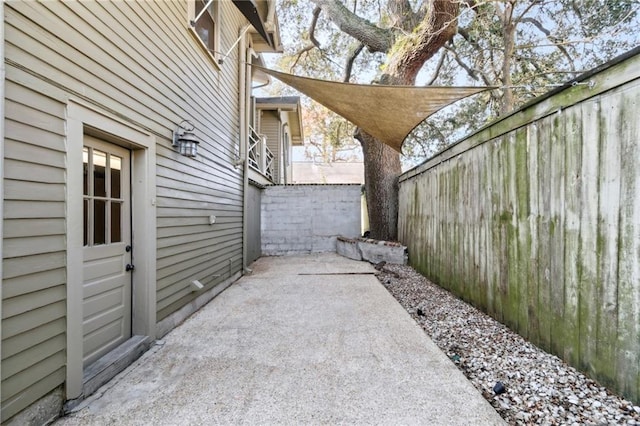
[376,263,640,425]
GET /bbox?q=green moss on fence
[400,50,640,405]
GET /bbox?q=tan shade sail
[257,66,493,152]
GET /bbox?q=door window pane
[84,143,128,247]
[93,151,107,197]
[111,202,122,243]
[83,148,89,196]
[111,155,122,198]
[83,199,89,246]
[94,200,106,245]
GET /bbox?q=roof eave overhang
[232,0,273,49]
[256,97,305,143]
[256,103,296,110]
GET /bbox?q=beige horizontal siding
[3,181,65,202]
[3,0,249,419]
[3,236,66,258]
[157,250,242,300]
[2,359,65,421]
[3,200,65,219]
[156,229,242,258]
[2,317,66,360]
[4,120,66,152]
[156,256,243,320]
[2,269,66,300]
[2,286,65,324]
[157,237,242,286]
[2,334,66,380]
[152,0,245,320]
[3,252,66,281]
[2,301,66,342]
[158,221,242,239]
[2,71,68,421]
[4,160,65,184]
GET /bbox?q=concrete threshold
[55,253,504,425]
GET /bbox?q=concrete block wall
[261,185,362,255]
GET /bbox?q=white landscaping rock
[377,263,640,425]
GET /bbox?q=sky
[256,0,640,165]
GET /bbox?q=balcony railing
[248,125,274,181]
[248,126,260,169]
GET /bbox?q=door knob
[126,264,135,272]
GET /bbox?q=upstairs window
[190,0,220,63]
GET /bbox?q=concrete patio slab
[56,253,504,425]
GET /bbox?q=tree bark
[355,129,402,241]
[310,0,394,52]
[384,0,460,83]
[307,0,460,241]
[500,1,516,115]
[358,0,460,241]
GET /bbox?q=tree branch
[290,7,323,70]
[519,16,574,69]
[290,47,312,70]
[344,43,365,82]
[424,49,447,85]
[384,0,461,84]
[463,0,478,10]
[514,0,542,23]
[309,0,394,53]
[445,44,492,86]
[388,0,420,31]
[445,45,477,80]
[309,6,322,48]
[457,26,483,54]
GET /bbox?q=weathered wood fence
[398,48,640,404]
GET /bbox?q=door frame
[66,100,157,399]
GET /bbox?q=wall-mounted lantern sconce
[173,120,200,158]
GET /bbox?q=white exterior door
[82,136,132,367]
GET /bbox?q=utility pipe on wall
[282,122,289,184]
[238,24,252,274]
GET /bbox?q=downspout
[282,122,289,184]
[0,1,5,386]
[276,109,283,184]
[239,24,252,274]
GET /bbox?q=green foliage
[272,0,388,162]
[404,0,640,165]
[300,101,360,162]
[275,0,385,81]
[273,0,640,167]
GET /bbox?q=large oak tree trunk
[309,0,460,241]
[355,129,402,241]
[354,0,459,241]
